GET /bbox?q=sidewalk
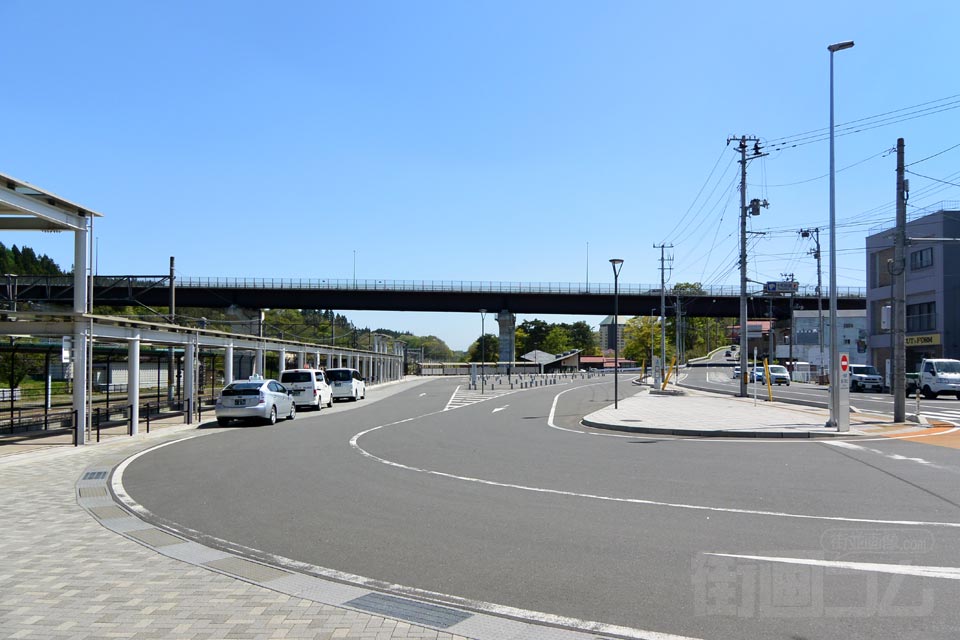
[583,384,926,438]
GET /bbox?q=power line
[905,141,960,167]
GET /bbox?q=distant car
[748,368,764,382]
[326,367,366,401]
[732,365,741,378]
[279,368,333,410]
[215,377,296,426]
[848,364,883,393]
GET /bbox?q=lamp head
[828,41,854,52]
[609,258,624,277]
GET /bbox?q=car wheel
[288,403,296,420]
[217,417,230,426]
[266,406,277,425]
[327,397,333,408]
[922,385,938,400]
[351,391,358,402]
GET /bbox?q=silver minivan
[279,369,333,410]
[326,367,366,401]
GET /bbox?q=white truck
[905,358,960,399]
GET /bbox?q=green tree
[563,321,597,353]
[542,326,571,354]
[0,343,42,389]
[518,319,549,352]
[466,334,499,362]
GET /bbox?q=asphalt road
[121,375,960,640]
[682,352,960,425]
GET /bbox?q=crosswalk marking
[443,384,518,411]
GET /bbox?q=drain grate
[345,593,472,629]
[82,471,108,481]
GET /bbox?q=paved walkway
[583,383,927,438]
[2,376,935,640]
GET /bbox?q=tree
[563,321,597,353]
[518,319,549,352]
[466,334,499,362]
[623,315,671,364]
[0,342,42,389]
[542,326,571,354]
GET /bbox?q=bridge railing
[2,275,866,298]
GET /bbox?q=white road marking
[350,417,960,528]
[825,440,954,470]
[492,405,508,413]
[706,553,960,581]
[419,392,427,397]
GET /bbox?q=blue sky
[3,1,959,350]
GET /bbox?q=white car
[215,377,296,426]
[279,369,333,410]
[326,367,366,401]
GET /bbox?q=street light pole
[479,308,487,394]
[610,259,624,409]
[827,40,854,430]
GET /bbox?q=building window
[909,247,933,271]
[906,301,936,332]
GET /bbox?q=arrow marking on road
[706,553,960,580]
[419,393,427,397]
[492,405,509,413]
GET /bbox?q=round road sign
[840,353,849,372]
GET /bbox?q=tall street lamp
[610,259,624,409]
[479,308,487,394]
[827,40,854,430]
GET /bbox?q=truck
[905,358,960,399]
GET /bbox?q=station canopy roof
[0,172,103,232]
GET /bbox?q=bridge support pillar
[279,348,287,374]
[497,311,516,374]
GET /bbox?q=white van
[278,369,333,410]
[326,367,366,401]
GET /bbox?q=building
[866,207,960,374]
[598,315,625,353]
[779,309,868,369]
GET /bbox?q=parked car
[215,377,296,426]
[279,368,333,410]
[326,367,366,401]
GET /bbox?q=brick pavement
[0,420,478,640]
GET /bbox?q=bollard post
[95,407,101,442]
[146,402,151,433]
[128,404,134,436]
[73,409,79,446]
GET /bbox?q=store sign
[905,334,940,347]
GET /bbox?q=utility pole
[729,136,767,397]
[675,292,683,366]
[892,138,907,421]
[653,243,673,383]
[800,228,825,377]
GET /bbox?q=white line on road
[492,405,508,413]
[825,440,956,470]
[350,416,960,528]
[706,553,960,581]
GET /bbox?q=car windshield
[769,366,788,374]
[937,361,960,374]
[857,365,879,375]
[327,370,353,382]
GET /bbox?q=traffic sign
[840,353,849,373]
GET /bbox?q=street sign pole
[838,352,850,432]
